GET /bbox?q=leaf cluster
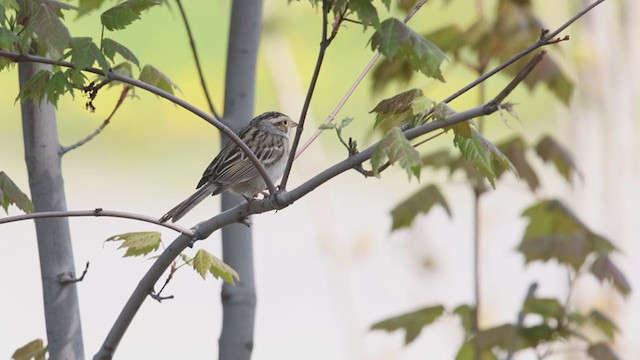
[2,0,177,108]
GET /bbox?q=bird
[159,111,297,223]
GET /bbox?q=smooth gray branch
[0,209,195,237]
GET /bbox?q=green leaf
[390,184,451,230]
[192,249,239,285]
[102,37,140,68]
[453,304,474,336]
[518,200,617,271]
[371,56,413,92]
[0,27,19,49]
[588,310,619,340]
[101,0,161,31]
[16,69,51,103]
[11,338,47,360]
[590,254,631,296]
[78,0,109,12]
[535,135,578,183]
[370,88,432,131]
[496,136,540,191]
[370,18,447,81]
[425,24,466,54]
[45,71,74,105]
[0,172,34,214]
[421,150,453,169]
[105,231,161,257]
[453,127,517,188]
[139,64,179,95]
[371,305,445,344]
[68,37,111,74]
[522,297,564,320]
[456,340,499,360]
[370,127,421,179]
[348,0,379,29]
[17,0,71,57]
[588,342,620,360]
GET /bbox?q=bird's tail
[159,183,217,223]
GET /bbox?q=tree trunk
[218,1,263,359]
[19,62,85,359]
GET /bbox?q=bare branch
[0,209,195,237]
[175,0,221,119]
[61,85,132,154]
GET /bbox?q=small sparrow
[159,111,297,223]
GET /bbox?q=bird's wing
[197,129,286,190]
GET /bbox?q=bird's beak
[288,120,298,128]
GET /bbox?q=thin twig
[0,209,196,237]
[505,283,538,360]
[0,50,278,196]
[62,85,131,154]
[175,0,221,119]
[280,0,335,188]
[58,261,90,284]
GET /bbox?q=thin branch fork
[0,50,278,196]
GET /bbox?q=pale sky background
[1,1,638,359]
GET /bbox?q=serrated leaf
[105,231,161,257]
[390,184,451,230]
[518,200,618,271]
[45,71,74,105]
[453,127,517,188]
[0,27,19,49]
[65,68,87,87]
[370,18,447,81]
[496,136,540,191]
[192,249,239,284]
[17,69,51,103]
[371,127,421,179]
[588,342,620,360]
[0,172,34,214]
[68,37,111,74]
[535,135,578,183]
[11,338,46,360]
[139,64,179,95]
[588,310,619,340]
[102,37,140,68]
[17,0,71,57]
[371,305,445,344]
[101,0,161,31]
[590,254,631,296]
[370,88,426,130]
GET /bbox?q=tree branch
[61,85,131,154]
[0,50,277,195]
[280,0,333,188]
[175,0,221,119]
[0,209,195,237]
